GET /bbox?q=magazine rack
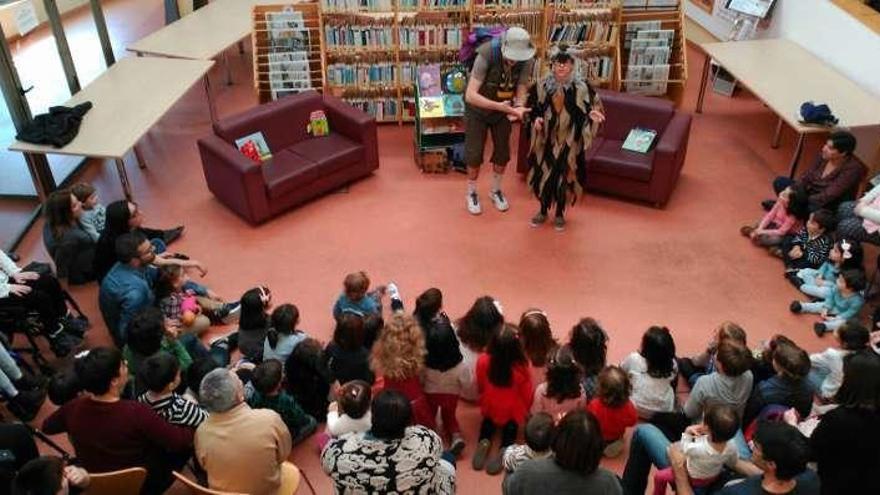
[252,3,325,104]
[412,64,467,172]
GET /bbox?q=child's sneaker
[387,283,401,302]
[814,323,827,337]
[790,301,802,313]
[740,225,755,237]
[214,302,241,324]
[486,448,505,475]
[450,434,466,458]
[472,439,491,470]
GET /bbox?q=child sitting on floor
[137,352,208,428]
[790,269,866,336]
[587,366,638,457]
[679,322,747,390]
[568,317,608,399]
[332,271,388,319]
[248,359,318,444]
[530,345,586,423]
[807,321,869,400]
[620,326,678,419]
[502,412,555,473]
[155,265,239,336]
[789,238,863,297]
[518,309,559,387]
[778,209,835,271]
[263,304,308,364]
[326,380,372,436]
[653,405,740,495]
[71,182,106,242]
[741,185,808,248]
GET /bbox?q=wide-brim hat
[501,27,536,62]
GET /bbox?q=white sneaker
[466,191,482,215]
[490,189,510,212]
[387,282,400,301]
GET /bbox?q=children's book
[621,127,657,153]
[234,132,272,163]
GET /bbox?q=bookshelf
[252,3,326,104]
[544,1,621,89]
[618,0,687,106]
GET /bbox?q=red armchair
[198,91,378,224]
[517,89,691,207]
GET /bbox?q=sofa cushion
[288,133,364,176]
[589,139,654,182]
[262,149,321,200]
[214,91,324,152]
[596,89,674,141]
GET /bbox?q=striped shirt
[138,392,209,428]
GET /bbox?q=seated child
[679,322,747,390]
[530,345,586,423]
[137,352,208,428]
[743,340,812,427]
[568,317,607,399]
[790,238,863,297]
[71,182,106,242]
[586,366,638,457]
[123,308,193,395]
[248,359,318,444]
[502,412,555,473]
[326,380,372,436]
[325,313,375,388]
[653,405,740,495]
[741,185,807,247]
[684,340,753,421]
[263,304,308,364]
[790,269,866,336]
[620,326,678,419]
[807,321,869,400]
[778,209,834,271]
[332,271,388,319]
[156,265,239,336]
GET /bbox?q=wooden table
[696,39,880,177]
[8,57,214,200]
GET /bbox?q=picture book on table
[417,64,442,97]
[621,127,657,153]
[234,132,272,163]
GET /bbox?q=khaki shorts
[464,106,511,168]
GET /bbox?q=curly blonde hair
[371,313,426,381]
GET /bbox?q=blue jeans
[0,344,23,397]
[179,333,230,367]
[807,368,829,394]
[622,424,671,495]
[797,269,833,299]
[799,302,845,332]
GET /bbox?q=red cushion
[262,150,321,200]
[288,133,364,176]
[589,139,654,182]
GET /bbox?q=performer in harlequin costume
[526,45,605,231]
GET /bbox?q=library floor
[6,0,842,493]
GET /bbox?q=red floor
[6,1,843,493]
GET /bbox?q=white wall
[0,0,90,39]
[686,0,880,168]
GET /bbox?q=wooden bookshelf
[618,0,686,106]
[544,2,621,89]
[252,3,325,104]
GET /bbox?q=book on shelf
[636,29,674,45]
[264,9,313,96]
[627,43,669,65]
[321,0,393,11]
[577,55,614,81]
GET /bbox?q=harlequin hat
[501,27,536,62]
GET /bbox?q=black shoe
[60,316,89,338]
[49,331,83,358]
[226,331,238,351]
[7,388,47,421]
[213,302,241,325]
[785,273,804,289]
[163,226,185,245]
[790,301,802,313]
[814,323,827,337]
[210,336,230,353]
[13,373,47,392]
[761,199,776,211]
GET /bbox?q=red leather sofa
[517,89,691,207]
[198,91,378,224]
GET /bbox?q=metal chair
[0,306,53,375]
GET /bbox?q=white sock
[467,180,477,195]
[491,172,503,192]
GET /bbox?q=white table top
[8,57,214,159]
[700,39,880,134]
[126,0,270,60]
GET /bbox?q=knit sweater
[683,371,754,420]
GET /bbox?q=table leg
[771,118,783,149]
[696,56,711,114]
[115,157,132,201]
[23,153,56,201]
[788,133,806,178]
[224,52,233,86]
[204,74,217,123]
[133,144,147,169]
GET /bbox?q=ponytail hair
[267,304,299,350]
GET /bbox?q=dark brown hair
[343,271,370,300]
[253,359,284,395]
[597,366,632,408]
[772,342,810,379]
[544,345,582,403]
[716,340,753,377]
[456,296,503,351]
[44,189,75,239]
[333,313,365,351]
[519,309,558,367]
[338,380,372,419]
[70,182,96,202]
[552,410,603,474]
[569,318,607,376]
[487,324,527,387]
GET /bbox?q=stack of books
[624,21,673,96]
[265,9,313,99]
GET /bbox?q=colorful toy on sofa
[307,110,329,137]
